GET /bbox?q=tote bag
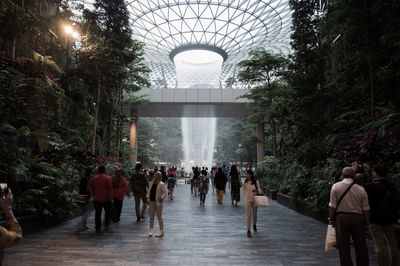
[325,224,336,251]
[254,195,269,207]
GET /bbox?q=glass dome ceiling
[126,0,293,88]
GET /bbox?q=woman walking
[210,167,216,194]
[112,168,130,222]
[147,171,167,237]
[193,167,200,196]
[214,167,227,204]
[76,166,95,232]
[199,169,210,206]
[229,165,241,206]
[167,173,177,200]
[243,169,261,237]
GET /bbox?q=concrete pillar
[129,114,138,166]
[256,122,265,165]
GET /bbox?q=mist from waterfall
[182,117,216,172]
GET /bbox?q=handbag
[75,194,89,204]
[254,180,268,207]
[254,195,269,207]
[325,224,336,251]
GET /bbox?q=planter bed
[1,212,81,235]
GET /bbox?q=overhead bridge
[124,87,254,165]
[126,88,249,118]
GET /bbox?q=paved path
[7,184,378,265]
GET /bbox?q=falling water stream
[174,49,223,172]
[182,117,216,171]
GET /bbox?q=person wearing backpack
[199,169,210,206]
[364,165,399,266]
[167,173,176,200]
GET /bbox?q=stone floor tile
[6,184,382,265]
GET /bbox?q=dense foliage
[0,0,148,219]
[239,0,400,210]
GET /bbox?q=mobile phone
[0,183,9,200]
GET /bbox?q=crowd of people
[1,160,398,265]
[74,163,264,238]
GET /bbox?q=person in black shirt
[76,166,95,232]
[364,165,399,266]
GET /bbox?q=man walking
[328,167,370,266]
[364,165,399,266]
[131,163,148,222]
[87,165,113,234]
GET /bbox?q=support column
[256,122,265,165]
[129,114,138,166]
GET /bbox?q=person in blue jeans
[167,174,176,200]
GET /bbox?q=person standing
[364,165,399,266]
[76,166,95,232]
[147,171,167,237]
[112,168,130,222]
[328,167,370,266]
[210,167,216,194]
[229,165,241,206]
[193,167,200,197]
[131,163,148,222]
[189,167,194,194]
[167,173,177,200]
[199,169,210,206]
[87,165,113,234]
[0,189,23,266]
[214,167,227,204]
[242,169,261,237]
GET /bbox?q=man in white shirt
[328,167,371,266]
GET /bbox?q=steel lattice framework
[126,0,293,88]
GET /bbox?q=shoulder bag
[332,181,355,222]
[254,180,269,207]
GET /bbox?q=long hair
[230,165,238,177]
[245,169,256,185]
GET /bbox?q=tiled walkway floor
[7,184,379,265]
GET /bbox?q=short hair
[135,163,142,170]
[98,165,106,174]
[342,167,355,179]
[373,165,388,177]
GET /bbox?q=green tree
[76,0,139,156]
[237,48,288,157]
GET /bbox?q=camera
[356,164,365,174]
[0,183,9,200]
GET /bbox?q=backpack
[200,175,209,190]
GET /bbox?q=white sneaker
[155,230,164,237]
[148,229,153,237]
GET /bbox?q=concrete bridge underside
[126,88,249,118]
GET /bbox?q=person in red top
[167,167,176,178]
[112,168,130,222]
[87,165,113,233]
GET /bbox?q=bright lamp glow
[72,32,80,39]
[64,25,73,34]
